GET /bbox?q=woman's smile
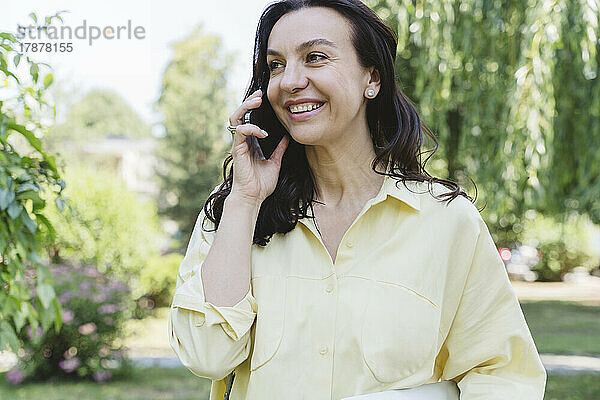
[287,101,327,121]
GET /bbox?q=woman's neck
[305,135,383,208]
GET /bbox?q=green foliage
[139,253,183,307]
[0,12,65,352]
[7,260,133,384]
[46,90,152,150]
[520,213,599,281]
[365,0,600,242]
[545,0,600,224]
[155,24,232,249]
[41,164,163,297]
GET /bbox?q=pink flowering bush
[7,260,133,383]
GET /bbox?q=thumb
[269,134,290,165]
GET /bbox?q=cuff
[171,274,257,341]
[204,289,258,340]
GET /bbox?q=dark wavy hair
[203,0,479,246]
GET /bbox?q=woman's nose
[279,63,308,93]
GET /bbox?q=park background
[1,0,599,399]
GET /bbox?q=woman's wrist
[226,191,263,213]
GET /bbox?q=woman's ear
[367,66,381,94]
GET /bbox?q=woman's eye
[268,54,326,72]
[268,61,283,72]
[307,53,327,63]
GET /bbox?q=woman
[168,1,547,399]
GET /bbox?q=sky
[1,0,273,131]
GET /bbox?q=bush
[139,253,184,308]
[41,164,164,298]
[520,212,600,281]
[6,260,133,384]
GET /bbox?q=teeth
[289,102,323,113]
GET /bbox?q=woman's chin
[286,129,325,145]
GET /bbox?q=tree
[365,0,600,246]
[545,0,600,225]
[45,89,152,150]
[155,24,233,249]
[0,13,65,351]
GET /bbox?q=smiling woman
[167,1,547,399]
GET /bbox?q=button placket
[320,278,335,358]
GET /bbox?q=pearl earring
[366,88,376,98]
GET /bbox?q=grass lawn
[521,300,600,356]
[122,307,175,358]
[1,367,599,399]
[0,367,210,400]
[544,374,600,400]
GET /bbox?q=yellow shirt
[168,175,546,400]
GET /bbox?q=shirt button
[319,345,329,355]
[346,240,353,248]
[325,284,334,294]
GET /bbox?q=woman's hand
[228,89,290,206]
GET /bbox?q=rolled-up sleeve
[168,205,257,380]
[438,215,546,399]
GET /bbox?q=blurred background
[0,0,599,399]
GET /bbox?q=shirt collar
[370,165,421,212]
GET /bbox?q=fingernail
[261,129,269,137]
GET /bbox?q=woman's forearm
[200,192,261,307]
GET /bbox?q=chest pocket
[249,275,286,372]
[361,280,440,383]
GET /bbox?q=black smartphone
[243,94,280,160]
[242,108,268,160]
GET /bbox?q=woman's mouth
[287,102,325,121]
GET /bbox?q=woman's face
[266,7,378,145]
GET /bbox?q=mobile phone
[244,92,281,160]
[242,108,267,160]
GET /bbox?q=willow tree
[547,0,600,226]
[366,0,599,245]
